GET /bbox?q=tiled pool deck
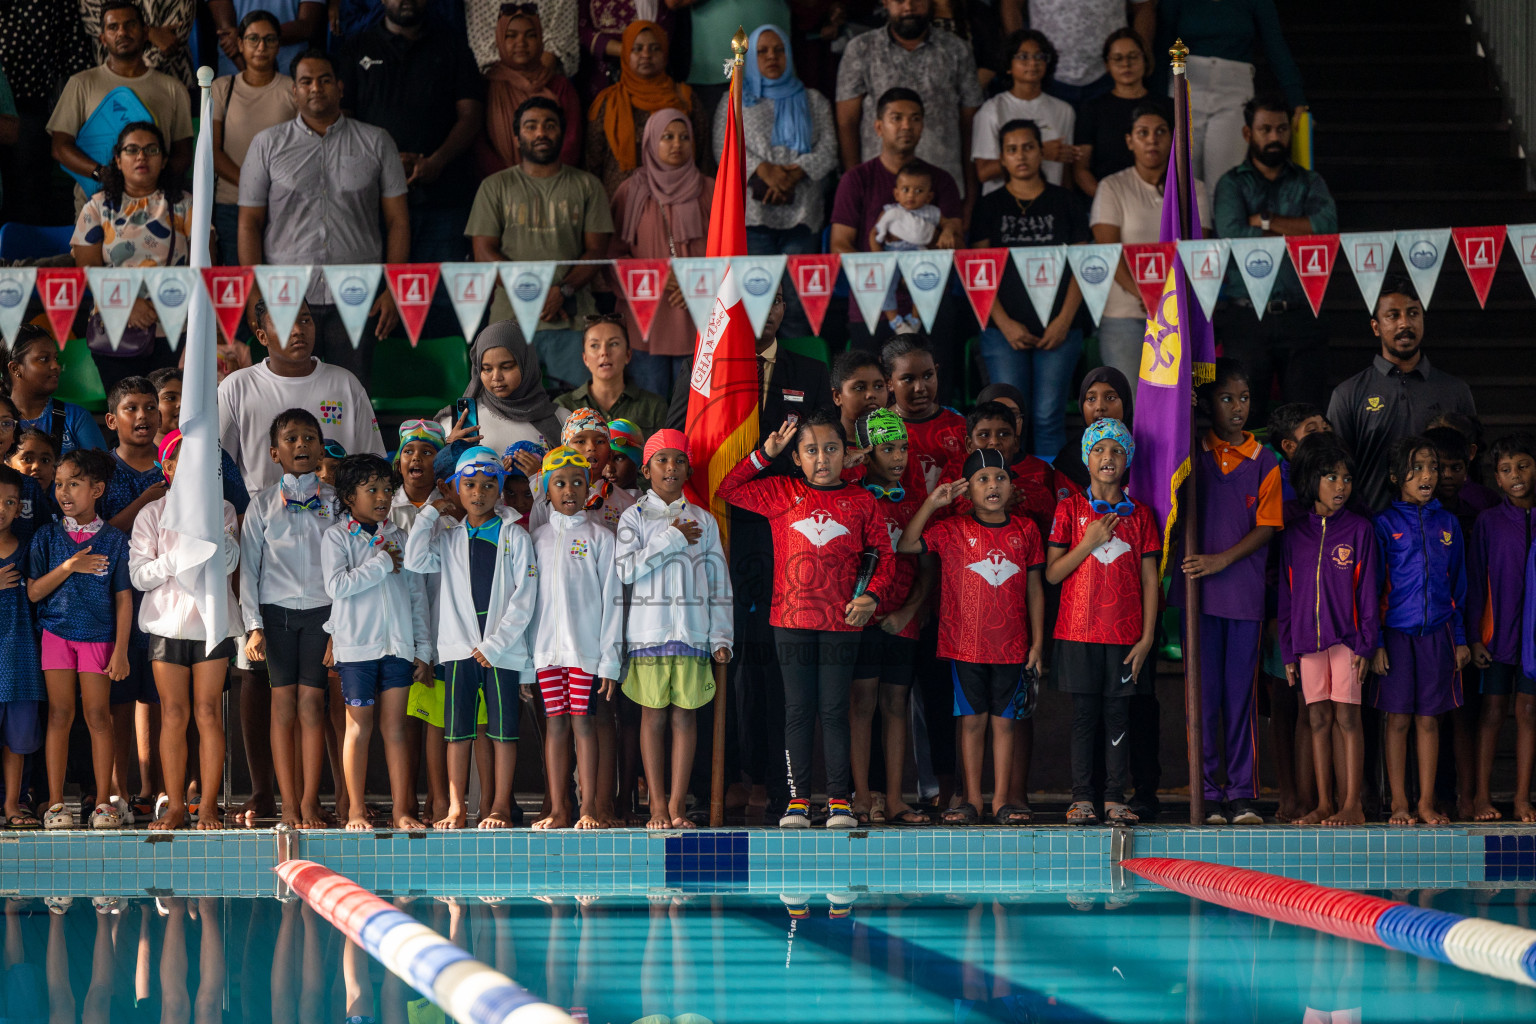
[2,826,1533,897]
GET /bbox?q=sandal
[886,808,932,826]
[870,793,887,824]
[6,813,40,829]
[1104,802,1139,824]
[941,802,980,826]
[1066,801,1099,824]
[992,804,1033,826]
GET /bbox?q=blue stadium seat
[0,224,73,260]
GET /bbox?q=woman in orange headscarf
[585,20,703,197]
[478,3,584,175]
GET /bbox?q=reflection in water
[3,889,1535,1023]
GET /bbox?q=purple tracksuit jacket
[1277,509,1381,663]
[1467,498,1533,666]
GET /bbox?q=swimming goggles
[1085,489,1133,517]
[864,482,905,502]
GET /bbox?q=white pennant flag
[143,268,197,350]
[498,261,558,344]
[1506,223,1536,301]
[670,256,728,335]
[84,266,144,351]
[1395,229,1452,309]
[843,251,901,328]
[1009,245,1065,328]
[252,265,313,348]
[1339,232,1395,313]
[0,268,35,346]
[439,263,498,340]
[895,249,952,331]
[730,255,788,338]
[1065,244,1121,326]
[322,264,383,347]
[1176,238,1230,319]
[1228,237,1289,319]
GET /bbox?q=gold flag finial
[732,26,748,63]
[1169,38,1188,69]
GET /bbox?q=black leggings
[1072,693,1130,803]
[774,627,859,801]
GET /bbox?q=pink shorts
[1298,644,1360,705]
[40,630,114,676]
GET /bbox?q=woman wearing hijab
[1052,366,1134,492]
[438,320,570,454]
[478,3,584,175]
[578,0,675,102]
[608,109,712,395]
[586,20,703,197]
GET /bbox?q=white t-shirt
[218,357,386,493]
[1089,166,1212,319]
[434,403,570,458]
[971,91,1076,191]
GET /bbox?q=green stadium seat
[779,335,829,367]
[56,338,106,414]
[370,335,469,416]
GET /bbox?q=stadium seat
[0,224,73,260]
[56,338,107,414]
[369,335,469,415]
[779,335,829,366]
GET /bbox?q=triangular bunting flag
[1175,238,1230,319]
[613,258,671,342]
[1064,244,1121,326]
[1338,231,1395,313]
[1506,223,1536,302]
[201,267,254,344]
[84,266,145,351]
[438,263,498,340]
[1395,228,1452,309]
[1009,245,1065,328]
[1120,242,1177,320]
[895,249,953,331]
[1283,234,1339,316]
[384,263,441,345]
[36,268,86,346]
[1452,225,1505,308]
[1228,237,1289,319]
[843,251,901,329]
[785,253,840,335]
[322,265,382,348]
[251,265,313,349]
[497,261,557,345]
[670,256,728,335]
[954,248,1006,327]
[0,268,34,346]
[143,268,197,350]
[730,255,788,338]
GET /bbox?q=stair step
[1312,124,1512,160]
[1307,92,1504,122]
[1314,157,1526,192]
[1333,193,1536,230]
[1291,56,1493,92]
[1277,1,1466,25]
[1280,27,1475,56]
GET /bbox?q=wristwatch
[559,283,576,300]
[1260,214,1272,232]
[90,164,104,182]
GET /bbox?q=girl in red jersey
[718,408,898,829]
[881,337,965,497]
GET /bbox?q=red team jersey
[869,489,925,640]
[922,513,1045,663]
[1049,493,1162,645]
[718,451,898,632]
[900,408,967,496]
[936,453,1058,539]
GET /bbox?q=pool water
[4,890,1534,1023]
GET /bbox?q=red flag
[954,248,1008,328]
[1121,242,1176,318]
[1283,234,1338,316]
[201,266,253,344]
[614,258,671,341]
[36,268,85,346]
[786,253,840,334]
[1452,225,1505,308]
[384,263,441,345]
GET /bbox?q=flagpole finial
[1169,39,1188,73]
[196,65,214,89]
[732,26,748,63]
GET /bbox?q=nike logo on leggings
[1110,733,1126,747]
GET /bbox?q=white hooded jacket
[320,518,431,665]
[129,495,243,642]
[615,492,733,654]
[529,509,623,680]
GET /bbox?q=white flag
[84,267,144,351]
[142,268,197,350]
[895,250,952,332]
[670,256,728,335]
[843,252,901,328]
[322,264,383,347]
[498,261,557,345]
[1506,223,1536,301]
[1065,244,1121,326]
[252,265,313,348]
[1228,237,1289,319]
[1339,231,1395,313]
[1395,229,1451,309]
[1009,246,1065,328]
[1176,238,1230,319]
[439,263,497,340]
[730,255,788,338]
[0,268,35,346]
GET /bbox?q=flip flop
[941,802,980,826]
[992,804,1033,826]
[1066,801,1099,824]
[6,813,40,829]
[886,808,932,826]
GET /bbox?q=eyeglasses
[119,144,162,157]
[243,33,280,47]
[0,419,14,432]
[1013,51,1050,63]
[1107,52,1144,65]
[499,2,539,16]
[583,313,625,327]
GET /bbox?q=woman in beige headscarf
[477,3,583,175]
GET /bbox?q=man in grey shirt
[238,48,408,389]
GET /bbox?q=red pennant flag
[785,253,840,335]
[201,267,254,344]
[954,248,1008,328]
[1452,225,1505,308]
[384,263,441,345]
[36,268,85,346]
[1121,242,1177,319]
[615,258,670,341]
[1283,234,1339,316]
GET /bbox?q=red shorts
[40,630,114,676]
[536,666,594,717]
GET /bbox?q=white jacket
[129,495,242,641]
[320,518,431,665]
[529,510,623,679]
[527,478,635,534]
[238,474,337,631]
[391,489,444,653]
[615,493,733,654]
[403,504,537,670]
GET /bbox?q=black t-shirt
[970,183,1091,332]
[1075,93,1174,181]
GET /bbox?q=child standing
[615,430,733,829]
[0,465,44,829]
[28,449,133,829]
[1278,435,1379,826]
[528,409,636,533]
[934,400,1057,539]
[529,446,623,830]
[129,431,243,830]
[831,352,889,448]
[882,338,965,497]
[899,448,1044,826]
[1266,402,1330,504]
[870,161,941,334]
[606,419,642,494]
[1046,420,1160,824]
[322,454,433,831]
[718,409,896,828]
[1180,360,1284,825]
[1373,437,1470,826]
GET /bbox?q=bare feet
[1297,806,1334,825]
[239,794,276,820]
[1515,801,1536,823]
[669,816,696,829]
[477,810,511,830]
[196,806,223,830]
[532,811,572,830]
[298,802,327,829]
[1324,804,1366,826]
[1388,804,1417,826]
[574,814,604,830]
[433,807,467,830]
[395,815,427,830]
[1275,802,1306,824]
[280,809,302,829]
[346,813,371,831]
[645,812,670,829]
[1417,801,1449,825]
[1472,800,1502,822]
[150,807,188,831]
